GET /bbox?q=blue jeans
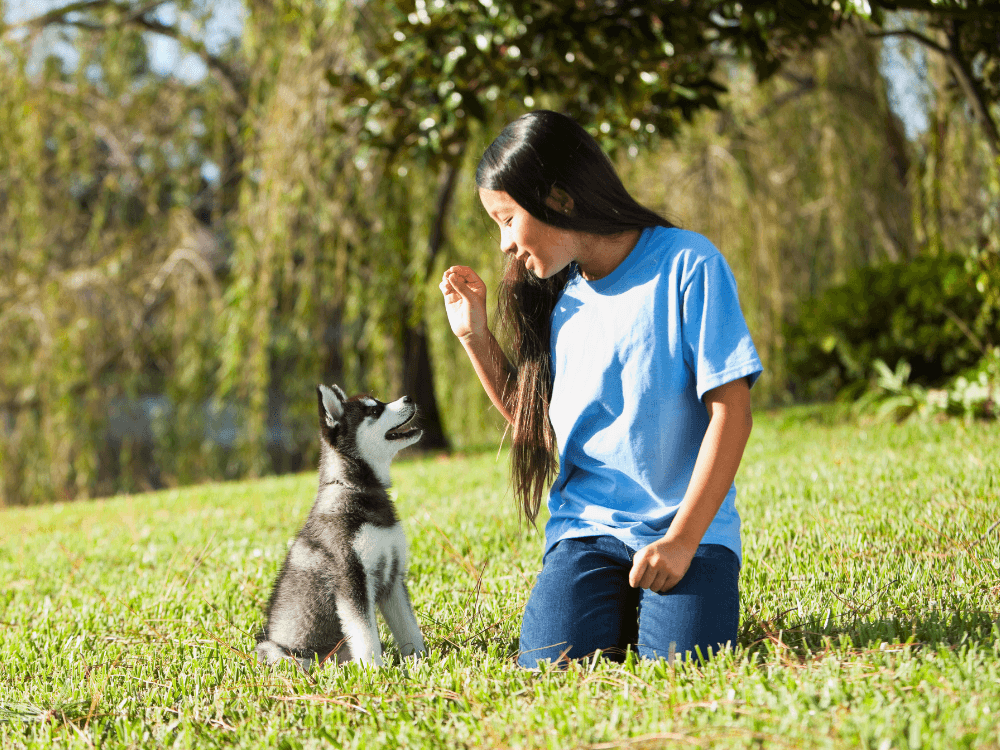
[518,536,740,667]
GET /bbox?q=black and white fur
[255,384,425,668]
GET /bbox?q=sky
[880,33,934,140]
[5,0,245,82]
[5,0,930,140]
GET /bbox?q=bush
[853,350,1000,422]
[785,252,1000,401]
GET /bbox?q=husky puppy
[255,384,425,668]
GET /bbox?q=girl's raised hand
[439,266,488,342]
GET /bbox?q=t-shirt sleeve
[681,252,764,401]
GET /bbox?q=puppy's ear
[318,384,346,427]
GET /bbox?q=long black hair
[475,110,674,523]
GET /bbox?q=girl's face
[479,189,578,279]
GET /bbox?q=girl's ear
[317,384,346,427]
[545,186,574,215]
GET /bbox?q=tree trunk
[397,151,466,451]
[402,325,448,450]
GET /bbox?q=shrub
[853,349,1000,422]
[785,252,1000,401]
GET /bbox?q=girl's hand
[628,537,696,594]
[439,266,488,342]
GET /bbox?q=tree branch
[865,28,948,56]
[19,0,124,29]
[424,147,466,281]
[940,305,986,355]
[126,15,246,106]
[942,21,1000,157]
[13,0,246,108]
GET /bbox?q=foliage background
[1,0,998,505]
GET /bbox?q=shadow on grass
[419,601,1000,667]
[740,606,999,660]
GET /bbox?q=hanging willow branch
[867,26,1000,156]
[12,0,247,107]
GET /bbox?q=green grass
[1,407,999,749]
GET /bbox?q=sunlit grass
[2,408,999,748]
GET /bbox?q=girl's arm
[629,377,753,592]
[439,266,515,425]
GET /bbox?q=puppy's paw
[256,640,291,665]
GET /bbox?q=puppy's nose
[402,396,412,405]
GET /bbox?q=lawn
[1,407,999,749]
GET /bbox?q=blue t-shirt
[545,227,763,562]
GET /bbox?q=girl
[439,111,762,667]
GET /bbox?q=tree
[1,0,241,503]
[336,0,998,425]
[328,0,855,444]
[215,0,380,472]
[4,0,996,504]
